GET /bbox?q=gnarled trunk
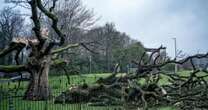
[24,56,51,100]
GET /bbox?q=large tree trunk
[24,56,51,100]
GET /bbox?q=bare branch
[51,42,99,55]
[80,42,99,54]
[0,65,27,73]
[51,43,80,54]
[36,0,65,46]
[0,42,26,58]
[145,46,166,64]
[49,0,58,12]
[140,52,208,69]
[29,0,45,46]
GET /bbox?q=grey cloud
[83,0,208,58]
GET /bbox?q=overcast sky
[82,0,208,58]
[0,0,208,58]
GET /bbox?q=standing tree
[0,0,93,101]
[84,23,140,73]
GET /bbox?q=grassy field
[0,73,110,95]
[1,71,201,110]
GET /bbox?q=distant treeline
[0,0,171,74]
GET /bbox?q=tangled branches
[55,46,208,110]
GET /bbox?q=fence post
[44,99,48,110]
[8,91,14,110]
[44,86,49,110]
[0,85,2,102]
[0,87,2,110]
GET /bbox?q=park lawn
[1,73,124,110]
[2,71,205,92]
[179,70,208,78]
[0,73,112,98]
[49,73,111,95]
[2,71,206,110]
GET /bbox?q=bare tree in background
[43,0,97,44]
[0,7,24,64]
[43,0,97,68]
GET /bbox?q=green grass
[2,72,199,110]
[0,73,119,110]
[0,73,110,95]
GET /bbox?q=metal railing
[0,78,124,110]
[0,89,124,110]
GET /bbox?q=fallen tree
[55,46,208,110]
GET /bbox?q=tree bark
[24,56,51,100]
